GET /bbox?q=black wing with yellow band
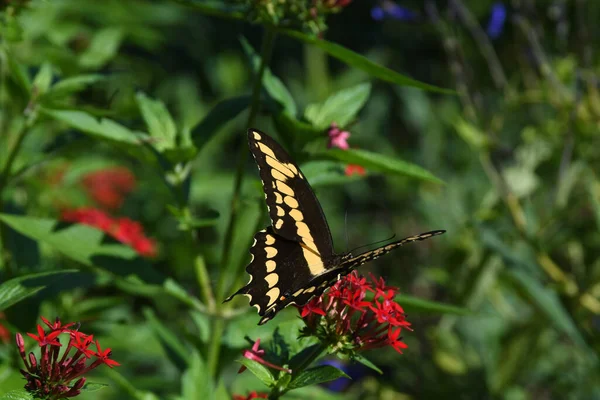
[224,128,445,325]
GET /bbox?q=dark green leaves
[191,96,250,150]
[236,358,276,387]
[288,366,349,390]
[304,83,371,129]
[0,391,34,400]
[136,92,178,151]
[321,148,444,184]
[41,109,143,145]
[280,30,453,94]
[0,271,78,311]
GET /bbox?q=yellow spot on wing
[266,287,280,306]
[265,273,279,288]
[293,289,303,297]
[289,209,303,221]
[252,131,262,140]
[274,192,283,204]
[285,163,298,174]
[296,221,314,241]
[265,235,275,245]
[257,142,276,158]
[265,247,278,258]
[265,156,295,178]
[304,286,315,293]
[284,196,299,208]
[300,245,325,275]
[276,206,285,216]
[276,181,294,196]
[266,260,276,272]
[271,169,287,182]
[275,219,284,229]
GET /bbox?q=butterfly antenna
[347,233,397,255]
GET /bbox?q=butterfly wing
[224,227,330,325]
[247,129,335,259]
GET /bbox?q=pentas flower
[299,271,411,356]
[238,338,292,374]
[232,392,268,400]
[16,317,119,400]
[486,2,507,39]
[327,123,350,150]
[61,208,157,258]
[0,313,10,343]
[81,167,136,210]
[345,164,366,177]
[371,1,417,21]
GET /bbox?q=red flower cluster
[300,271,410,354]
[61,208,157,258]
[81,167,136,210]
[16,317,119,399]
[232,392,268,400]
[345,164,366,177]
[0,312,10,343]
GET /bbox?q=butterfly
[224,129,445,325]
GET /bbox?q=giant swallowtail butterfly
[224,129,445,325]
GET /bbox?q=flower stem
[216,26,277,301]
[206,317,225,377]
[0,113,35,275]
[270,342,327,399]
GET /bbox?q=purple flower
[486,2,507,39]
[371,1,416,21]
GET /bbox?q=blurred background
[0,0,599,399]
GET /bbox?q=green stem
[216,27,277,302]
[206,317,225,377]
[194,253,215,310]
[270,343,327,399]
[0,113,34,274]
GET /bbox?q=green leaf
[48,74,105,97]
[236,358,276,387]
[143,308,190,371]
[0,390,34,400]
[41,109,143,145]
[80,382,108,392]
[394,294,470,315]
[320,148,444,184]
[506,269,589,349]
[288,366,349,390]
[241,37,297,117]
[136,92,178,151]
[79,27,124,69]
[0,271,78,311]
[280,30,453,94]
[305,83,371,129]
[454,118,489,149]
[0,214,139,269]
[180,351,211,400]
[32,62,53,96]
[7,56,31,94]
[191,95,250,150]
[352,354,383,374]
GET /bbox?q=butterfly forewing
[247,129,335,258]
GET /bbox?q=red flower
[60,207,158,258]
[0,313,10,343]
[81,167,136,210]
[345,164,366,176]
[327,122,351,150]
[16,317,119,400]
[299,271,411,355]
[233,392,268,400]
[238,338,292,374]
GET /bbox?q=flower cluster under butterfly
[224,129,445,325]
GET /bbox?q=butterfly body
[224,129,444,325]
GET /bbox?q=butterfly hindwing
[224,227,327,323]
[247,129,335,258]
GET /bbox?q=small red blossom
[16,317,119,400]
[233,392,268,400]
[327,122,351,150]
[239,338,292,374]
[81,167,136,210]
[0,313,10,343]
[345,164,366,176]
[61,207,157,258]
[299,271,411,355]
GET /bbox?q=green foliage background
[0,0,599,399]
